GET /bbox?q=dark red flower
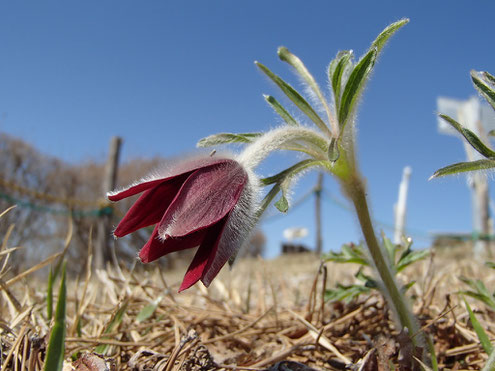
[108,155,257,291]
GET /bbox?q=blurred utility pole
[437,96,494,258]
[394,166,411,244]
[95,136,122,270]
[315,172,323,255]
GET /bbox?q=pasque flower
[108,154,258,292]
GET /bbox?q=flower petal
[139,224,207,263]
[202,182,257,287]
[108,178,168,202]
[178,218,227,292]
[113,174,188,237]
[159,161,247,238]
[108,157,231,201]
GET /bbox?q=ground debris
[1,253,493,370]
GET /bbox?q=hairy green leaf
[255,61,331,135]
[329,51,353,116]
[278,46,332,122]
[430,159,495,179]
[327,137,340,162]
[197,132,262,147]
[261,159,326,186]
[338,48,377,130]
[472,70,495,111]
[44,263,66,371]
[371,19,410,54]
[263,95,299,126]
[439,114,495,158]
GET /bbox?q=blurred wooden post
[394,166,411,244]
[95,136,122,270]
[315,173,323,255]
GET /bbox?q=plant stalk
[344,173,423,346]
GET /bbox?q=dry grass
[1,211,495,370]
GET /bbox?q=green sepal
[263,95,299,126]
[430,159,495,179]
[255,61,331,135]
[338,48,377,130]
[439,114,495,158]
[197,132,262,147]
[463,297,493,355]
[471,70,495,112]
[43,262,67,371]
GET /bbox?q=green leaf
[371,19,410,55]
[472,70,495,111]
[459,276,495,310]
[464,298,493,354]
[329,51,353,117]
[256,183,281,219]
[136,296,163,322]
[261,159,326,186]
[324,243,369,266]
[325,284,370,303]
[327,138,340,162]
[338,48,377,130]
[439,114,495,158]
[47,267,54,320]
[483,71,495,86]
[274,194,289,213]
[264,95,299,126]
[430,159,495,179]
[44,263,66,371]
[255,61,331,135]
[197,132,262,147]
[381,232,397,265]
[396,249,430,273]
[278,47,332,122]
[486,261,495,270]
[95,300,129,354]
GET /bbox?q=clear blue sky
[1,1,494,258]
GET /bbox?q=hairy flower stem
[344,172,423,347]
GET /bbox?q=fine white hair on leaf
[237,126,329,170]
